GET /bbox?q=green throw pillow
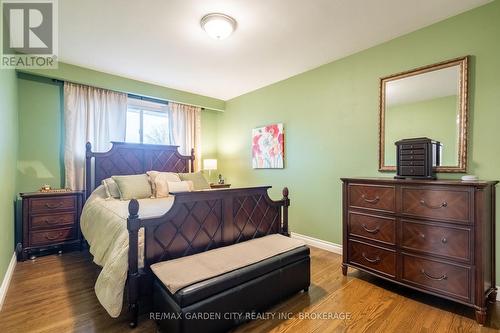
[178,172,210,190]
[112,174,152,200]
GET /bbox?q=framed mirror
[379,56,469,173]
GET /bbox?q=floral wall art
[252,123,284,169]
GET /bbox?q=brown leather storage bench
[151,235,310,333]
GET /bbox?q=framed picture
[252,123,284,169]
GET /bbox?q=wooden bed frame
[85,142,290,327]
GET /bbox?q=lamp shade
[203,159,218,171]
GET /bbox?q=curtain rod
[52,78,206,110]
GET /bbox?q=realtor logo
[1,0,58,68]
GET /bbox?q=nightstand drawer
[30,228,76,246]
[30,196,76,213]
[31,212,76,230]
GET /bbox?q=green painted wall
[0,69,18,282]
[385,95,458,166]
[18,62,225,111]
[217,0,500,273]
[17,75,63,193]
[16,73,221,193]
[201,110,220,183]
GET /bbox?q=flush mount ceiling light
[200,13,237,40]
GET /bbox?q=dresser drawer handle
[361,195,380,204]
[361,224,380,234]
[45,232,63,240]
[45,202,64,209]
[419,200,448,209]
[361,252,381,263]
[441,237,447,244]
[421,269,448,281]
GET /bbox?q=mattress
[80,185,174,317]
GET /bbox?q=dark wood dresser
[18,191,84,261]
[341,178,497,325]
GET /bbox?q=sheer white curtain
[64,82,127,190]
[169,102,202,171]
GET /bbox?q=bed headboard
[85,141,195,197]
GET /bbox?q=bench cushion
[151,234,306,294]
[159,245,309,307]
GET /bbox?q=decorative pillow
[112,174,152,200]
[167,181,194,194]
[147,171,181,197]
[178,172,210,190]
[102,178,121,199]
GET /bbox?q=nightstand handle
[44,218,64,225]
[45,202,63,209]
[45,232,63,240]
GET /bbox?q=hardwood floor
[0,247,498,333]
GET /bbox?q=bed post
[127,199,140,328]
[190,148,195,172]
[85,142,92,199]
[282,187,290,236]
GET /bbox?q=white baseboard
[0,252,16,311]
[291,232,342,255]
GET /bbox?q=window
[126,97,170,145]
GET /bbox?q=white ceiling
[59,0,490,101]
[386,66,460,107]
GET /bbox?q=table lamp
[203,159,217,182]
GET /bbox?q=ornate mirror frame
[378,56,469,173]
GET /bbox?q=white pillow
[102,178,120,199]
[147,171,181,197]
[167,181,194,194]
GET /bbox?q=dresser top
[341,177,498,187]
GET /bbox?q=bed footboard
[126,186,290,327]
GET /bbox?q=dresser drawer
[30,228,77,246]
[30,196,76,213]
[401,187,470,224]
[401,220,470,261]
[348,212,395,245]
[401,254,470,301]
[31,212,76,230]
[349,240,396,278]
[348,184,395,213]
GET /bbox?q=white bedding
[80,185,174,317]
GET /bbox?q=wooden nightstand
[210,183,231,189]
[18,191,84,261]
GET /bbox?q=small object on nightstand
[17,190,84,261]
[218,174,225,184]
[210,183,231,189]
